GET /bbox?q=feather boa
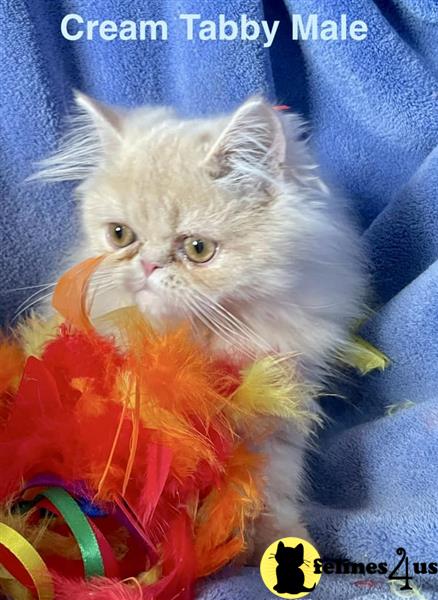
[0,258,317,600]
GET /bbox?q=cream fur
[36,94,366,557]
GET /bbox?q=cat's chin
[134,290,184,328]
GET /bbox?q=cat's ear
[203,97,286,193]
[74,91,122,147]
[277,541,285,551]
[30,92,122,182]
[295,543,304,558]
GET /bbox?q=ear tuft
[203,97,286,192]
[29,92,121,183]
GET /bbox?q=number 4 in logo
[388,548,414,591]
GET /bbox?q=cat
[34,92,365,561]
[273,541,315,594]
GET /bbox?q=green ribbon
[39,487,105,578]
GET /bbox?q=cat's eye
[183,236,217,264]
[108,223,137,248]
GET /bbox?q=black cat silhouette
[273,541,315,595]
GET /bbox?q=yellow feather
[16,313,61,358]
[231,356,320,434]
[340,335,390,374]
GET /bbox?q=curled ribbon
[37,487,105,579]
[0,486,118,598]
[0,522,54,600]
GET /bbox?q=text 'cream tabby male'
[37,93,365,559]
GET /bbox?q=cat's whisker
[11,270,114,323]
[87,275,116,290]
[89,282,116,295]
[13,291,55,323]
[182,294,257,361]
[194,293,273,356]
[12,282,58,317]
[183,295,231,347]
[1,282,58,294]
[89,276,115,287]
[283,297,340,312]
[87,281,117,307]
[195,289,275,354]
[185,295,258,357]
[197,303,259,355]
[197,292,261,339]
[88,281,115,295]
[13,289,52,321]
[180,304,199,334]
[196,302,264,350]
[195,290,257,335]
[304,302,338,310]
[182,295,230,345]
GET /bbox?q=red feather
[0,307,266,599]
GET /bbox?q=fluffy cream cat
[36,93,365,559]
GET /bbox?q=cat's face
[81,145,285,324]
[74,96,298,330]
[28,95,363,600]
[36,93,364,364]
[275,541,304,566]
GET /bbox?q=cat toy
[0,256,387,600]
[0,256,321,600]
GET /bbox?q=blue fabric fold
[0,1,437,598]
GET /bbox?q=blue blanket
[1,0,437,598]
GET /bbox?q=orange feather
[52,255,106,331]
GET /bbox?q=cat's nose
[141,260,160,277]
